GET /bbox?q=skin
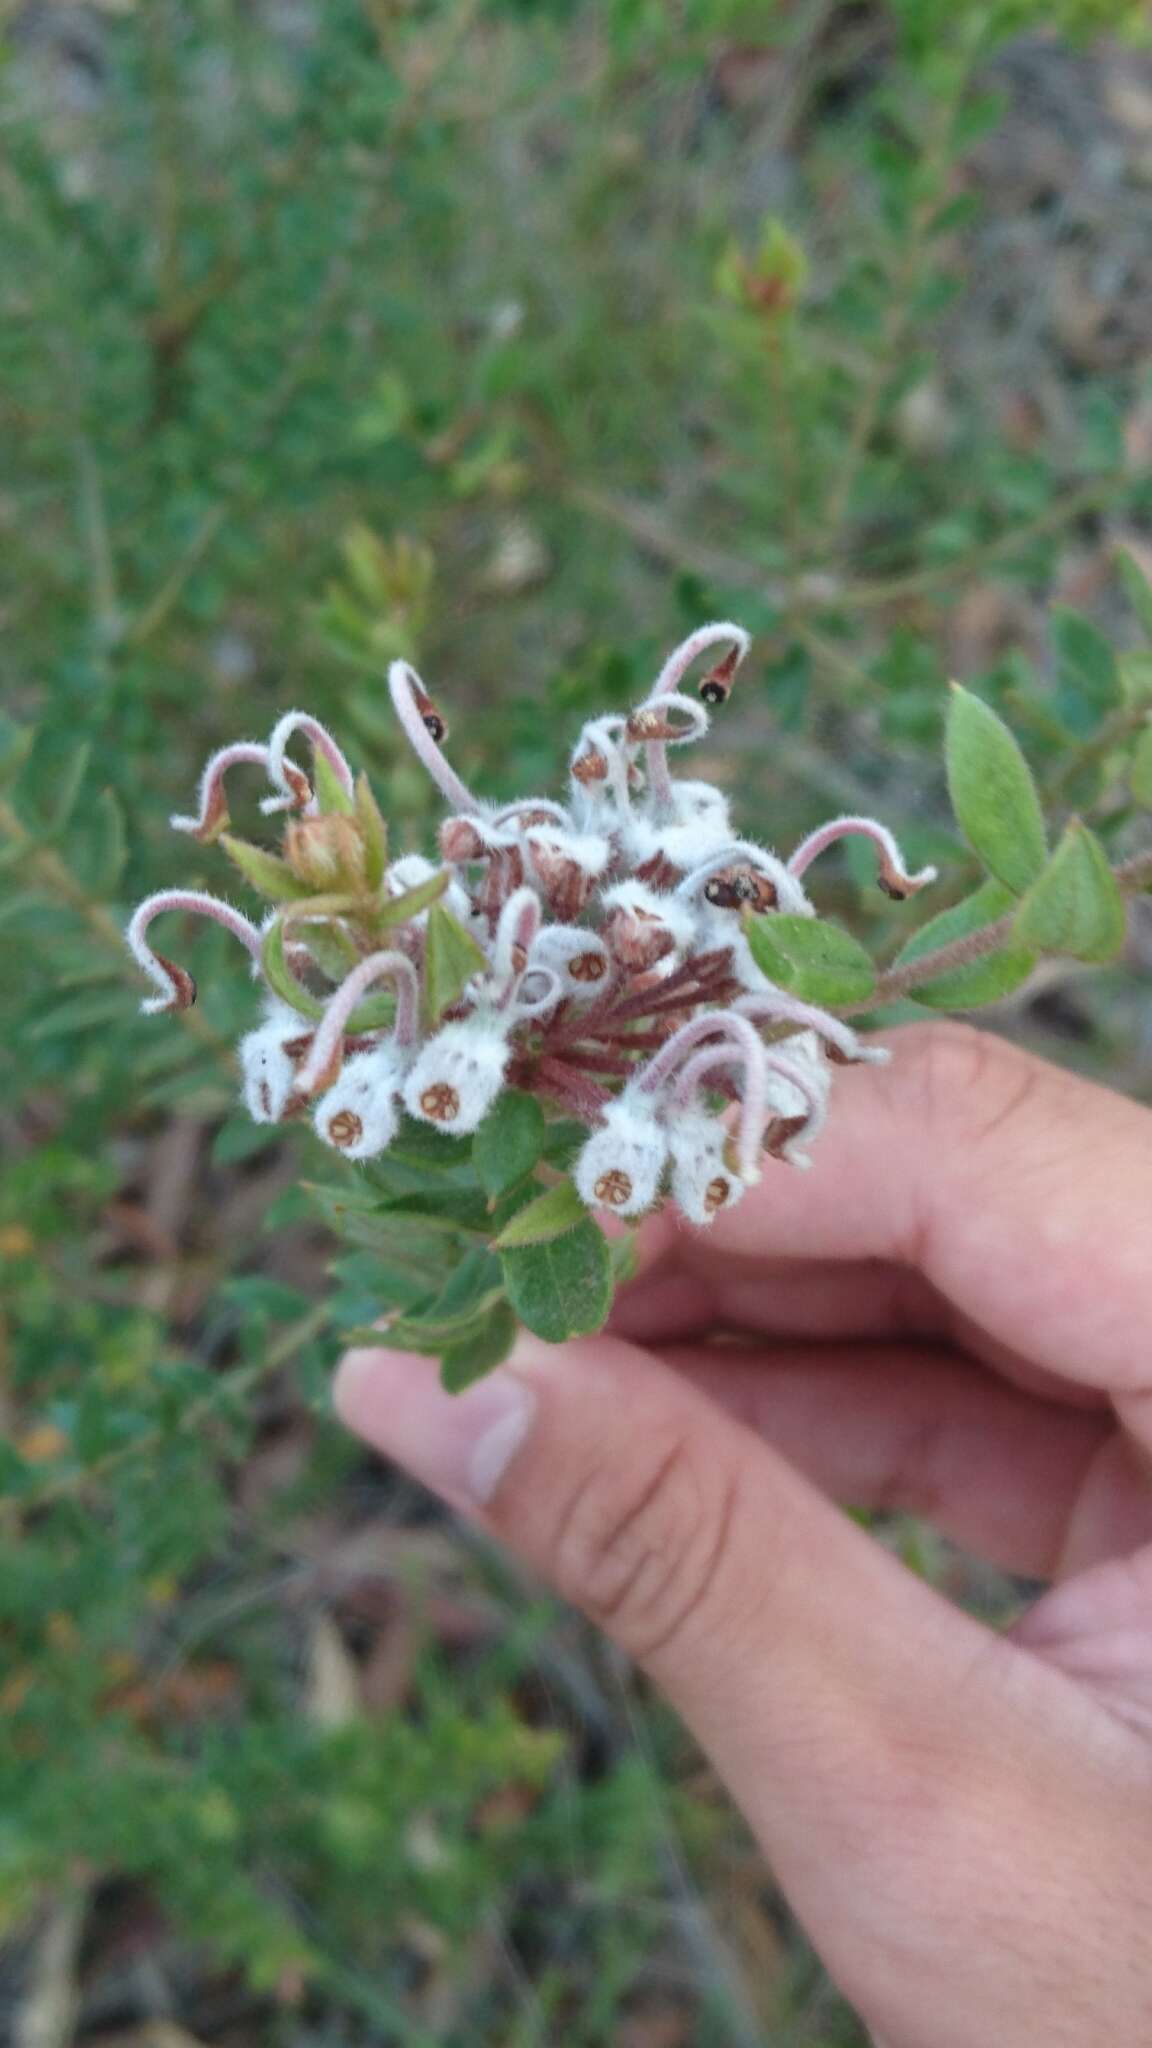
[336,1022,1152,2046]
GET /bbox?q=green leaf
[312,750,355,816]
[0,714,33,788]
[441,1301,518,1390]
[1130,723,1152,807]
[220,834,312,902]
[945,684,1048,895]
[87,787,127,892]
[1119,548,1152,641]
[743,912,876,1007]
[389,1250,505,1347]
[500,1219,612,1344]
[259,919,324,1019]
[422,903,488,1021]
[1015,821,1128,964]
[893,879,1036,1009]
[473,1091,546,1198]
[1118,653,1152,707]
[1051,607,1119,728]
[354,772,388,888]
[211,1118,284,1166]
[44,741,92,835]
[378,866,452,928]
[493,1178,586,1249]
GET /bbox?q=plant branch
[860,845,1152,1008]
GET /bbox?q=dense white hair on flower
[677,841,813,918]
[761,1033,831,1167]
[240,1001,310,1124]
[667,1106,744,1227]
[573,1095,669,1217]
[386,852,472,927]
[523,824,611,882]
[312,1044,407,1160]
[402,1016,512,1135]
[529,923,613,998]
[601,879,696,947]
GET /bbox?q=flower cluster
[127,624,935,1224]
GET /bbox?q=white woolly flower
[574,1096,668,1217]
[313,1044,407,1160]
[530,924,613,999]
[667,1106,745,1227]
[402,1016,511,1135]
[600,879,695,970]
[240,1002,310,1124]
[387,853,472,927]
[523,825,610,920]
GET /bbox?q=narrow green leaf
[743,911,876,1007]
[389,1249,505,1347]
[211,1118,283,1166]
[1130,724,1152,807]
[29,988,131,1039]
[87,787,127,892]
[1118,548,1152,641]
[354,772,388,889]
[945,685,1047,895]
[43,741,92,836]
[500,1218,612,1344]
[378,866,452,928]
[894,879,1036,1009]
[423,902,488,1021]
[312,750,355,816]
[473,1091,547,1198]
[220,834,312,902]
[493,1178,586,1249]
[1015,821,1128,964]
[441,1301,517,1391]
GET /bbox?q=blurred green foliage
[3,0,1152,2037]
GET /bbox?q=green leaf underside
[743,911,876,1007]
[492,1178,586,1249]
[893,879,1037,1009]
[945,685,1047,896]
[1130,724,1152,808]
[1015,822,1128,964]
[440,1302,518,1391]
[423,903,489,1021]
[388,1249,506,1349]
[472,1090,547,1198]
[499,1219,613,1344]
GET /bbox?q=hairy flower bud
[240,1003,311,1124]
[524,827,609,921]
[402,1018,511,1135]
[573,1097,668,1217]
[313,1045,405,1159]
[601,880,695,971]
[530,924,613,998]
[667,1106,743,1225]
[284,814,366,892]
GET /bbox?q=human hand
[335,1023,1152,2047]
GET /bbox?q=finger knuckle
[550,1428,737,1665]
[901,1020,1041,1150]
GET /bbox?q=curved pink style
[786,814,937,897]
[170,742,280,839]
[126,891,264,1014]
[293,950,420,1098]
[388,661,479,815]
[641,622,751,814]
[262,713,356,816]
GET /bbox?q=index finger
[637,1021,1152,1396]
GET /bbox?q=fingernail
[334,1347,536,1507]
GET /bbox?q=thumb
[335,1334,1151,2043]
